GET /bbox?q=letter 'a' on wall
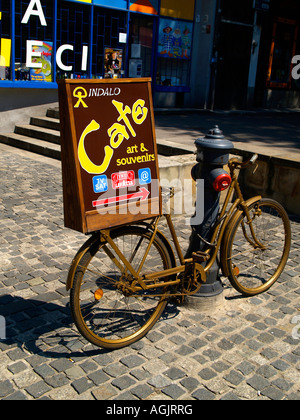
[58,78,161,234]
[160,0,195,21]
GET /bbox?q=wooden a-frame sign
[58,78,161,234]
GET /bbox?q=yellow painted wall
[160,0,195,21]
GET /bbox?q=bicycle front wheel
[223,198,291,296]
[69,226,173,349]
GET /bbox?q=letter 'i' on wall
[0,11,12,68]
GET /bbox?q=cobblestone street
[0,144,300,401]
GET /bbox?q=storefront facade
[0,0,196,108]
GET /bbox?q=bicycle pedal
[192,251,210,263]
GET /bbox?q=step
[47,108,60,119]
[0,132,61,160]
[14,124,61,145]
[30,116,60,132]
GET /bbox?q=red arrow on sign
[92,187,150,208]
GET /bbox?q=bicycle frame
[95,155,262,297]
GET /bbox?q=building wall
[186,0,217,108]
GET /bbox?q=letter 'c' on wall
[78,120,113,174]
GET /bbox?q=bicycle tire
[69,225,173,349]
[222,198,291,296]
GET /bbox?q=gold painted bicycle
[66,154,291,349]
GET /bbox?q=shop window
[128,15,154,78]
[267,18,298,89]
[92,8,127,79]
[56,1,90,79]
[14,0,53,82]
[156,18,193,91]
[0,0,11,80]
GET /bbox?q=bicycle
[66,154,291,349]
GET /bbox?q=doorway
[213,21,253,109]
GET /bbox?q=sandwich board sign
[58,78,161,234]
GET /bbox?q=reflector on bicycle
[94,289,104,300]
[233,265,240,277]
[213,173,232,192]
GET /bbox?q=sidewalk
[154,110,300,161]
[0,143,300,401]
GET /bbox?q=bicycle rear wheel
[222,198,291,296]
[69,225,173,349]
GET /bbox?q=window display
[0,0,11,80]
[267,18,298,89]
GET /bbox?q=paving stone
[147,374,173,389]
[180,377,200,392]
[71,377,94,394]
[162,384,185,399]
[131,383,153,399]
[198,368,217,381]
[120,355,145,369]
[271,359,291,372]
[111,375,136,391]
[224,370,244,386]
[164,367,186,380]
[261,386,285,400]
[192,387,216,400]
[246,374,269,391]
[92,384,118,400]
[25,380,51,398]
[0,380,14,398]
[88,370,110,386]
[45,373,69,388]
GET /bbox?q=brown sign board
[58,78,161,234]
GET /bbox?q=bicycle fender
[220,196,261,277]
[66,234,100,291]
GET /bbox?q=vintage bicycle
[65,154,291,349]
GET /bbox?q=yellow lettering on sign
[108,123,130,149]
[112,100,136,137]
[77,99,149,175]
[78,120,113,174]
[132,100,148,125]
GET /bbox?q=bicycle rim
[225,199,291,296]
[70,226,173,349]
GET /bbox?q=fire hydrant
[185,125,233,297]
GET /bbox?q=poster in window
[104,48,123,79]
[29,41,53,82]
[158,18,193,59]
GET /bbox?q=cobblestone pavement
[0,144,300,401]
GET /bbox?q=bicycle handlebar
[229,153,258,169]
